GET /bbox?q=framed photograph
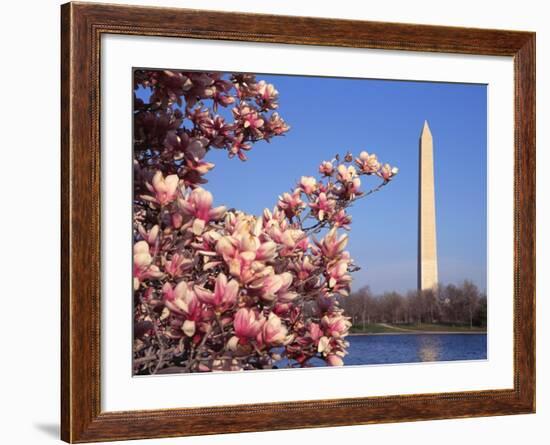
[61,2,535,442]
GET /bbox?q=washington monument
[418,121,439,291]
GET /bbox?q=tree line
[339,281,487,329]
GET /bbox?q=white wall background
[0,1,546,444]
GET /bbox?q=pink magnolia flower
[336,175,362,200]
[191,231,223,270]
[331,209,352,230]
[317,336,331,354]
[319,160,334,176]
[163,253,193,278]
[291,256,316,281]
[233,308,265,340]
[200,115,233,148]
[229,134,252,161]
[378,163,399,181]
[162,281,202,336]
[262,313,289,346]
[298,176,317,194]
[336,164,357,183]
[133,240,162,290]
[211,90,235,111]
[178,187,226,234]
[233,103,264,136]
[308,322,323,343]
[194,273,239,311]
[321,314,351,339]
[250,272,296,302]
[309,192,336,221]
[250,273,285,301]
[275,272,297,303]
[265,112,290,136]
[183,158,215,176]
[267,226,308,257]
[255,81,279,110]
[327,257,352,296]
[314,228,348,259]
[355,151,380,174]
[216,239,273,283]
[142,171,180,206]
[277,189,305,219]
[215,219,277,283]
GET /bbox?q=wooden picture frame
[61,2,535,442]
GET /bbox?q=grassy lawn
[394,323,486,332]
[350,323,486,334]
[349,324,402,334]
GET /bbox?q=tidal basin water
[344,333,487,365]
[277,333,487,368]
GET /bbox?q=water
[277,333,487,368]
[343,333,487,366]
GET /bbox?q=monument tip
[421,120,432,137]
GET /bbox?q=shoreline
[348,331,487,336]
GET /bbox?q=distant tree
[358,286,376,328]
[379,292,403,324]
[422,288,439,323]
[473,294,487,327]
[344,281,485,329]
[462,280,480,328]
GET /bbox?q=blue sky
[137,73,487,294]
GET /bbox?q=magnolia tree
[133,70,398,374]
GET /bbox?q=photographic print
[61,5,535,440]
[132,69,487,375]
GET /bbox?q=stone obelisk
[418,121,439,291]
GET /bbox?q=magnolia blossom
[250,271,295,302]
[255,81,279,109]
[178,187,226,234]
[163,253,193,278]
[233,308,265,340]
[291,256,316,281]
[327,256,353,296]
[299,176,317,194]
[215,220,278,283]
[133,241,162,290]
[379,163,399,181]
[266,112,290,135]
[355,151,380,174]
[315,228,348,259]
[321,313,351,339]
[336,164,357,183]
[319,160,334,176]
[162,281,202,337]
[233,103,264,136]
[266,225,308,257]
[262,313,290,346]
[309,192,336,221]
[331,209,352,230]
[143,171,179,206]
[277,189,304,218]
[229,134,252,161]
[194,273,239,312]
